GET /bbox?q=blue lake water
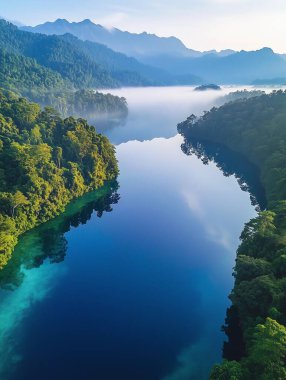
[0,87,259,380]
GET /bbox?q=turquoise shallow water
[0,87,259,380]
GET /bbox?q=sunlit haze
[1,0,286,52]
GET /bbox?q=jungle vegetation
[0,89,118,269]
[0,47,128,126]
[178,90,286,379]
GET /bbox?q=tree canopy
[0,89,118,268]
[179,90,286,379]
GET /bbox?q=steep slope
[0,19,118,88]
[58,34,202,85]
[0,47,71,96]
[22,18,196,58]
[22,19,236,61]
[22,19,286,84]
[1,19,202,87]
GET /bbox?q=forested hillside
[0,19,201,88]
[0,48,70,96]
[178,91,286,379]
[0,19,160,88]
[0,21,129,126]
[53,89,128,124]
[58,34,202,86]
[0,89,118,269]
[0,19,118,89]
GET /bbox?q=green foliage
[211,319,286,380]
[216,90,265,107]
[0,47,71,97]
[45,89,128,124]
[0,19,117,89]
[244,318,286,380]
[179,90,286,203]
[234,256,272,282]
[210,360,243,380]
[0,90,118,268]
[178,91,286,378]
[0,19,153,89]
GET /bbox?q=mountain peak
[260,47,274,54]
[79,19,93,25]
[54,18,69,25]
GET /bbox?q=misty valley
[1,9,286,380]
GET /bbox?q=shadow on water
[0,181,120,291]
[181,137,267,211]
[179,134,267,366]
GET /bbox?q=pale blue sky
[1,0,286,52]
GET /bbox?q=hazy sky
[1,0,286,52]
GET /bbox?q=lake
[0,86,260,380]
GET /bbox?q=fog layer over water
[100,86,237,143]
[0,86,261,380]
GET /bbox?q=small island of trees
[194,84,221,91]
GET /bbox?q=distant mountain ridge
[21,19,286,84]
[0,19,202,89]
[21,19,235,59]
[143,47,286,84]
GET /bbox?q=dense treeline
[178,90,286,379]
[30,89,128,125]
[178,90,286,203]
[0,182,120,290]
[0,19,158,89]
[0,46,128,126]
[0,20,129,127]
[47,90,128,123]
[0,89,118,269]
[216,89,265,106]
[0,48,70,96]
[0,19,118,89]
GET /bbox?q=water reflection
[0,181,120,379]
[101,86,232,144]
[180,137,266,210]
[0,181,120,291]
[0,86,265,380]
[176,132,266,376]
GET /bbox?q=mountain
[0,19,119,89]
[0,19,202,88]
[57,34,202,85]
[22,19,198,59]
[143,48,286,84]
[21,19,286,84]
[0,47,70,97]
[21,19,235,60]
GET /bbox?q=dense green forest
[178,90,286,379]
[216,89,265,106]
[0,19,167,88]
[46,90,128,123]
[0,89,118,269]
[0,48,70,96]
[0,19,118,89]
[194,84,221,91]
[0,44,128,126]
[0,181,120,290]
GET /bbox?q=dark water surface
[0,87,259,380]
